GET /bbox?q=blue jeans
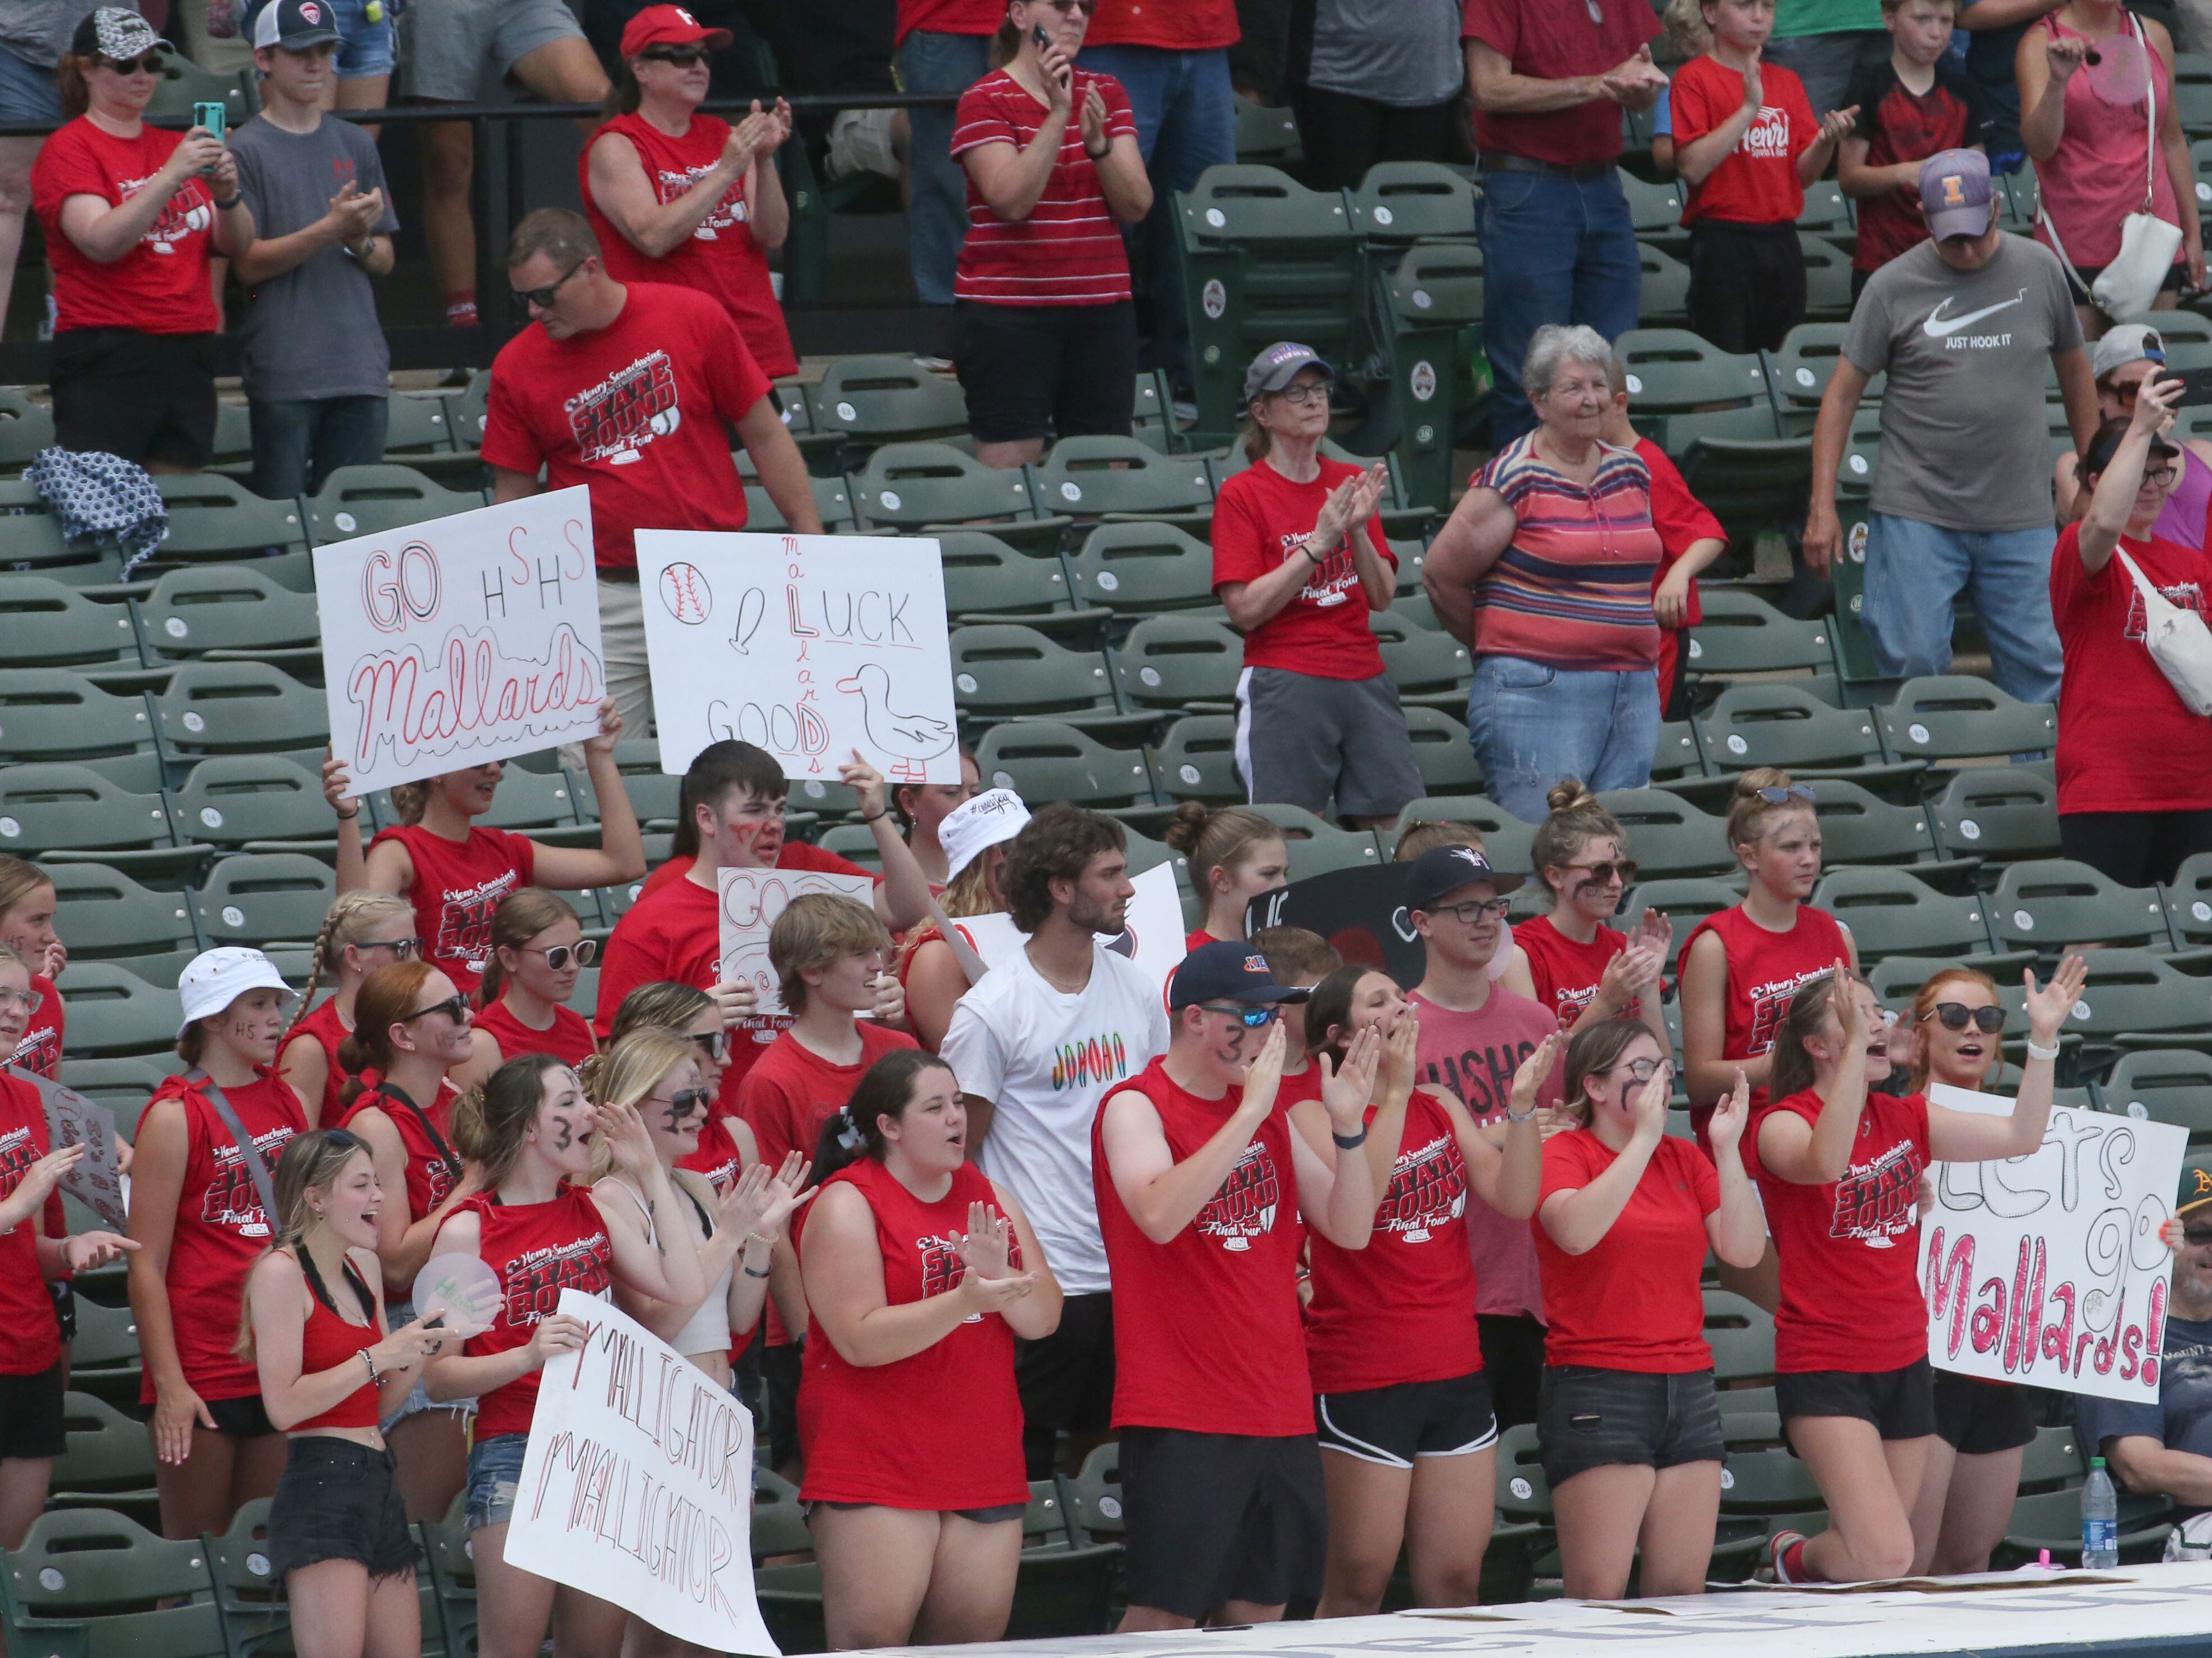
[898,29,992,308]
[0,46,60,121]
[1476,168,1643,447]
[1861,512,2061,704]
[1467,653,1661,824]
[1076,44,1236,377]
[248,394,388,501]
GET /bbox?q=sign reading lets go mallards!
[636,531,962,784]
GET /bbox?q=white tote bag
[2039,15,2185,320]
[2115,546,2212,716]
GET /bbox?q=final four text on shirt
[314,487,608,795]
[637,530,963,786]
[507,1290,780,1655]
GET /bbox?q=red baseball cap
[619,4,731,57]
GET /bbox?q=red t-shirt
[1085,0,1238,49]
[897,0,1003,43]
[10,975,64,1080]
[1535,1127,1719,1371]
[1673,54,1817,227]
[369,823,538,990]
[32,118,219,335]
[951,68,1137,306]
[138,1070,307,1402]
[337,1081,463,1227]
[1637,436,1719,697]
[1460,0,1658,167]
[0,1073,60,1375]
[1677,902,1851,1138]
[1304,1087,1484,1393]
[1746,1086,1931,1374]
[1210,457,1394,680]
[2050,523,2212,815]
[285,996,353,1126]
[795,1158,1027,1508]
[1409,987,1562,1322]
[471,998,598,1071]
[481,281,768,572]
[1093,1057,1311,1435]
[582,113,797,379]
[458,1186,613,1439]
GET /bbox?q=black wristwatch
[1331,1127,1367,1150]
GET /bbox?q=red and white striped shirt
[952,67,1136,307]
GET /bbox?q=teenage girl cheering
[1297,964,1548,1615]
[0,855,66,1077]
[280,893,420,1126]
[798,1050,1061,1648]
[606,981,763,1196]
[354,699,643,989]
[1166,804,1291,952]
[243,1130,451,1658]
[423,1054,703,1658]
[129,947,311,1537]
[333,961,480,1520]
[1754,960,2084,1585]
[1533,1020,1765,1598]
[899,788,1027,1051]
[459,889,599,1085]
[1896,966,2048,1575]
[1518,781,1672,1043]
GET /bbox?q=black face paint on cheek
[663,1105,685,1133]
[551,1117,576,1153]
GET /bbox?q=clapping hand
[721,1150,814,1240]
[1318,1023,1382,1136]
[591,1097,658,1182]
[1508,1029,1563,1119]
[1740,56,1763,113]
[1816,105,1860,146]
[1080,83,1110,156]
[326,180,382,248]
[1707,1068,1749,1155]
[1598,45,1668,103]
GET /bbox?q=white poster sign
[506,1289,777,1656]
[1920,1086,2184,1404]
[316,487,605,794]
[717,865,877,1020]
[949,863,1186,999]
[635,531,961,787]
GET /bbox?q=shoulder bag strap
[187,1068,279,1230]
[376,1081,464,1183]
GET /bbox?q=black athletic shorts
[1119,1426,1326,1619]
[51,328,218,469]
[1314,1368,1498,1469]
[0,1361,66,1460]
[204,1392,278,1439]
[268,1438,419,1582]
[1536,1365,1726,1487]
[1016,1290,1115,1479]
[1478,1312,1546,1433]
[1932,1371,2039,1455]
[765,1340,804,1470]
[952,299,1137,445]
[1777,1358,1936,1449]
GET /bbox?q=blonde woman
[460,889,599,1085]
[281,892,420,1126]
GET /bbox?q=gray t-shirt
[229,112,397,403]
[0,2,105,69]
[1306,0,1462,107]
[1842,232,2084,532]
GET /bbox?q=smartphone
[1032,21,1051,51]
[193,99,224,174]
[2173,366,2212,408]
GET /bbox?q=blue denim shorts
[1537,1365,1726,1488]
[0,45,60,123]
[464,1432,528,1531]
[379,1298,476,1435]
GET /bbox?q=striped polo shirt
[1471,434,1664,671]
[951,67,1136,306]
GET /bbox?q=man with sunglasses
[483,206,822,737]
[2068,1159,2212,1555]
[2054,323,2212,545]
[1404,843,1564,1432]
[1094,940,1376,1631]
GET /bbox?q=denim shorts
[268,1436,419,1581]
[464,1431,528,1531]
[0,45,60,122]
[379,1298,476,1434]
[1537,1365,1726,1488]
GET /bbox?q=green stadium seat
[1035,436,1213,528]
[1370,611,1472,711]
[1878,675,2057,765]
[1235,100,1302,165]
[1387,795,1536,866]
[420,1497,478,1658]
[1062,1440,1122,1541]
[2179,79,2212,137]
[1637,241,1691,326]
[1620,168,1689,249]
[0,668,156,765]
[1372,238,1486,510]
[1811,865,1998,963]
[974,720,1155,811]
[1148,713,1242,806]
[169,756,342,855]
[1931,766,2062,865]
[0,761,201,884]
[0,575,141,668]
[66,1294,142,1407]
[305,464,486,544]
[47,1393,161,1525]
[1114,613,1243,713]
[49,861,203,985]
[1065,521,1220,617]
[1796,177,1852,234]
[744,473,858,533]
[1616,328,1808,544]
[1493,1420,1553,1526]
[1682,589,1838,689]
[853,442,1066,553]
[0,386,56,471]
[1764,322,1883,435]
[1651,718,1708,781]
[1620,877,1741,942]
[1798,232,1855,322]
[2100,1049,2212,1141]
[1697,683,1920,793]
[1346,161,1477,243]
[144,37,252,119]
[438,369,490,456]
[937,530,1103,641]
[1245,803,1383,878]
[152,474,308,562]
[811,355,970,449]
[947,624,1130,733]
[1593,787,1735,880]
[0,477,116,582]
[1808,775,1968,883]
[1401,706,1481,797]
[1705,1289,1776,1383]
[151,662,328,774]
[0,1505,224,1658]
[2034,947,2212,1056]
[468,766,586,838]
[200,1498,291,1658]
[586,739,680,828]
[382,390,458,458]
[1834,404,1886,502]
[1988,859,2174,952]
[137,564,322,679]
[193,853,338,951]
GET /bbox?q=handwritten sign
[506,1289,777,1655]
[717,866,876,1021]
[952,864,1187,998]
[316,487,605,794]
[13,1068,124,1229]
[635,531,960,785]
[1920,1086,2184,1404]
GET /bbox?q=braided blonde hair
[284,892,415,1046]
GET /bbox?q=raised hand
[592,1098,658,1182]
[1740,56,1763,113]
[1707,1068,1750,1154]
[1238,1018,1287,1114]
[838,748,887,818]
[1637,905,1675,958]
[1509,1029,1563,1118]
[714,1160,776,1232]
[1830,960,1870,1054]
[1382,1008,1419,1103]
[1081,82,1109,155]
[1319,1024,1382,1132]
[706,977,758,1028]
[320,749,359,816]
[585,696,624,757]
[2024,954,2088,1047]
[956,1201,1015,1280]
[526,1311,592,1366]
[1629,1058,1674,1142]
[2047,30,2088,82]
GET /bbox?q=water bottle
[2082,1457,2119,1568]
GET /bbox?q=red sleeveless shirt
[1677,902,1850,1140]
[458,1185,613,1439]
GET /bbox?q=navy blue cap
[1404,843,1524,913]
[1169,939,1311,1010]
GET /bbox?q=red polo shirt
[1085,0,1239,51]
[1460,0,1659,168]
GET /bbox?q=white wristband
[2025,1037,2061,1062]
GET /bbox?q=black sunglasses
[2184,1225,2212,1246]
[653,1087,713,1121]
[103,53,165,74]
[359,936,423,960]
[522,940,597,971]
[1756,784,1818,805]
[689,1028,730,1063]
[1925,1002,2006,1034]
[641,46,711,65]
[400,994,471,1025]
[1565,859,1639,887]
[515,259,586,311]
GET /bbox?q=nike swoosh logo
[1922,290,2030,337]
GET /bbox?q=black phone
[422,1312,446,1329]
[2172,367,2212,408]
[1033,21,1051,51]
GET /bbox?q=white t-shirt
[939,941,1170,1296]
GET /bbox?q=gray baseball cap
[1919,149,1996,241]
[1243,341,1335,407]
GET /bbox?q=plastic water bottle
[2082,1457,2119,1568]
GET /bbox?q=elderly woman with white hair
[1424,324,1668,824]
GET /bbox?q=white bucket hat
[178,947,298,1036]
[941,788,1031,883]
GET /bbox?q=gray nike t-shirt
[1842,233,2083,532]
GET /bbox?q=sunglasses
[1565,859,1639,887]
[515,259,586,311]
[1925,1002,2006,1034]
[652,1087,713,1120]
[102,53,165,74]
[1430,897,1512,924]
[399,994,472,1026]
[1031,0,1098,12]
[641,46,711,65]
[1756,784,1817,805]
[358,936,422,960]
[523,940,597,970]
[2184,1225,2212,1246]
[690,1028,730,1063]
[1198,1002,1280,1028]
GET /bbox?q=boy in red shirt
[1672,0,1858,353]
[1600,388,1726,719]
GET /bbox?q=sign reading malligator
[636,530,961,786]
[317,487,605,794]
[506,1289,779,1655]
[1920,1087,2183,1404]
